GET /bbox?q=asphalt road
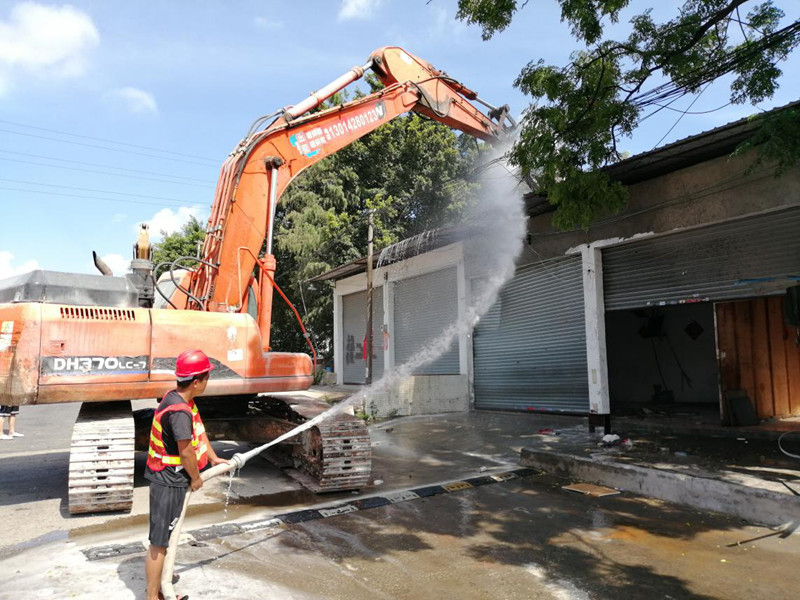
[2,406,800,599]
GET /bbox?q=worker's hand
[209,456,230,467]
[190,476,204,492]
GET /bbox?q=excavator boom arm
[186,47,513,349]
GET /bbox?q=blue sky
[1,0,798,278]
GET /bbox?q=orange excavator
[0,47,514,514]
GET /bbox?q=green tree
[270,113,480,357]
[456,0,800,228]
[151,216,205,269]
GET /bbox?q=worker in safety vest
[144,349,229,600]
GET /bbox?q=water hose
[778,431,800,460]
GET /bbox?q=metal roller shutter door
[473,256,589,412]
[603,209,800,311]
[341,288,384,384]
[393,267,460,375]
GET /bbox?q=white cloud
[143,206,205,240]
[111,212,127,223]
[254,17,284,31]
[98,253,128,276]
[338,0,383,21]
[0,2,99,95]
[103,87,158,115]
[0,250,39,279]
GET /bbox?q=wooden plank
[734,301,755,403]
[751,298,775,418]
[785,320,800,415]
[715,303,739,391]
[767,297,791,416]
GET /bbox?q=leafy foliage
[457,0,800,227]
[270,113,480,356]
[151,216,205,268]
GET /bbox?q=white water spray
[160,146,527,600]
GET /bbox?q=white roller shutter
[393,267,460,375]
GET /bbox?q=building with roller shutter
[314,101,800,425]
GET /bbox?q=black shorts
[148,481,188,547]
[0,406,19,417]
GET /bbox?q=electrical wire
[0,156,213,189]
[0,177,194,204]
[0,118,219,164]
[0,185,188,208]
[651,84,710,150]
[0,128,218,168]
[0,149,216,183]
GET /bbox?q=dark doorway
[606,303,719,413]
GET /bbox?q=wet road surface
[2,408,800,599]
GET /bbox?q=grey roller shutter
[473,256,589,413]
[341,288,384,384]
[603,209,800,311]
[394,267,460,375]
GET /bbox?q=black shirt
[145,390,195,488]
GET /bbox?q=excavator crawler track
[248,394,372,492]
[292,415,372,492]
[68,401,135,515]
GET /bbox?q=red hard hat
[175,349,215,378]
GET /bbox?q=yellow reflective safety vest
[146,396,209,472]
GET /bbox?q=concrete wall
[364,375,470,419]
[526,153,800,262]
[606,303,719,405]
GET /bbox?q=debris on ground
[562,482,621,497]
[600,434,621,446]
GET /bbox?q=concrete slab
[518,418,800,527]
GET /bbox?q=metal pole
[365,210,374,386]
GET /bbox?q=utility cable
[0,178,194,204]
[0,128,218,168]
[0,149,216,183]
[0,118,218,164]
[0,185,187,208]
[0,156,213,189]
[651,84,709,150]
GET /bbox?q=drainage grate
[60,307,136,321]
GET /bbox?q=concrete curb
[82,468,536,561]
[521,448,800,528]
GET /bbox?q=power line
[0,155,214,189]
[651,84,709,150]
[0,149,216,183]
[0,118,220,164]
[0,128,219,168]
[0,178,195,204]
[0,185,191,208]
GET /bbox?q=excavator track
[195,394,372,492]
[68,401,135,514]
[292,413,372,492]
